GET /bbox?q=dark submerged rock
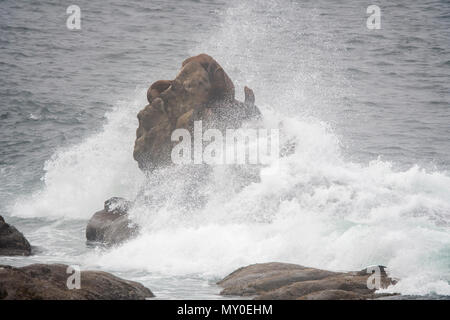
[0,215,32,256]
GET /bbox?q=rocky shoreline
[1,215,447,300]
[0,264,153,300]
[0,215,153,300]
[0,54,445,300]
[1,212,403,300]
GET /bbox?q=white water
[7,1,450,297]
[10,93,450,296]
[11,91,145,219]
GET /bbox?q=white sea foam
[10,0,450,296]
[10,89,145,219]
[90,109,450,295]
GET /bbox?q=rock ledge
[0,264,154,300]
[218,262,397,300]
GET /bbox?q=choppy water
[1,0,449,298]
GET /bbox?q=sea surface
[0,0,449,299]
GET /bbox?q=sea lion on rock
[147,80,172,104]
[182,54,235,102]
[134,54,261,171]
[244,86,255,106]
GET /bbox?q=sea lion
[244,86,255,107]
[147,80,172,104]
[182,53,235,101]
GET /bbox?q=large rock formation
[86,197,138,246]
[87,54,261,244]
[0,215,32,256]
[87,55,261,244]
[218,262,397,300]
[133,53,261,171]
[0,264,153,300]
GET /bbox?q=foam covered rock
[86,197,138,246]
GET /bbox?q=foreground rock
[134,53,261,171]
[86,197,138,246]
[218,262,397,300]
[0,215,32,256]
[0,264,154,300]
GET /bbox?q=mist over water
[1,0,449,298]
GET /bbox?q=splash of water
[92,109,450,295]
[10,1,450,296]
[10,89,145,219]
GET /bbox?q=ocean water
[0,0,449,299]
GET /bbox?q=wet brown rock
[0,215,32,256]
[218,262,338,296]
[218,262,397,300]
[297,289,367,300]
[0,264,153,300]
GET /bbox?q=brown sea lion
[146,80,172,104]
[182,53,235,101]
